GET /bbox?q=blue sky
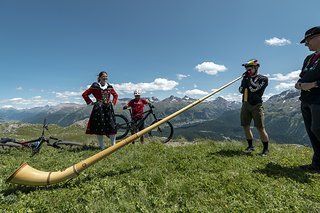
[0,0,319,109]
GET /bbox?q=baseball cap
[300,26,320,43]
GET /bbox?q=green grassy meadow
[1,124,320,212]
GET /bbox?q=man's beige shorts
[240,102,265,128]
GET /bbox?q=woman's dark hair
[97,71,108,82]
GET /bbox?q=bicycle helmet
[242,59,260,67]
[134,90,141,96]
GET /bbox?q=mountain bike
[114,104,174,143]
[0,119,83,156]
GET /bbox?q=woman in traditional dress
[82,71,118,149]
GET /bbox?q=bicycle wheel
[0,138,22,149]
[0,142,23,149]
[149,119,174,143]
[115,114,130,140]
[53,140,84,149]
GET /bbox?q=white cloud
[193,84,198,88]
[220,93,242,102]
[176,74,190,80]
[217,92,271,102]
[0,90,84,109]
[16,86,23,90]
[269,70,300,81]
[268,70,300,91]
[54,91,82,98]
[113,78,178,94]
[195,62,227,75]
[263,93,275,101]
[179,89,209,96]
[9,98,23,102]
[1,105,14,109]
[265,37,291,46]
[0,97,51,108]
[275,82,296,91]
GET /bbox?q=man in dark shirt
[239,59,269,156]
[295,26,320,171]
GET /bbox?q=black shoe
[299,164,320,172]
[260,149,269,157]
[244,146,255,153]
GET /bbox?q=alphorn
[244,88,248,102]
[6,75,243,186]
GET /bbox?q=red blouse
[82,82,118,105]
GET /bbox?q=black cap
[300,26,320,43]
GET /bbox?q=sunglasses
[245,66,255,69]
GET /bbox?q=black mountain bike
[0,119,83,156]
[114,104,174,143]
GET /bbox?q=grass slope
[1,139,320,212]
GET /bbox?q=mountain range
[174,90,308,145]
[0,90,309,145]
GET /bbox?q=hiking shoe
[244,146,255,153]
[260,149,269,157]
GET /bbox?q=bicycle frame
[127,105,157,132]
[0,134,48,156]
[1,119,48,146]
[0,118,75,155]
